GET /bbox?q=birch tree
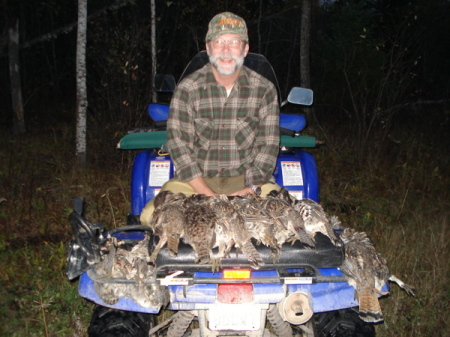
[76,0,88,167]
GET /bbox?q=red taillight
[218,270,253,303]
[217,283,253,303]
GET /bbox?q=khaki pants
[140,175,281,226]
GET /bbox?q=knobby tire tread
[88,305,155,337]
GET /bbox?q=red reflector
[217,284,253,304]
[223,269,251,279]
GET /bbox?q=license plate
[208,303,261,331]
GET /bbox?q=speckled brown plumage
[182,195,217,264]
[266,187,294,205]
[340,228,392,323]
[230,195,279,259]
[93,237,125,305]
[209,194,264,269]
[148,191,186,260]
[93,235,155,305]
[93,234,161,307]
[293,198,341,247]
[259,195,316,250]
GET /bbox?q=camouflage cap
[205,12,248,42]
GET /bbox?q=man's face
[206,33,249,76]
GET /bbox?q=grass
[0,116,449,336]
[0,123,132,336]
[0,241,92,336]
[313,117,450,336]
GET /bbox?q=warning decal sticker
[149,161,170,186]
[281,161,303,186]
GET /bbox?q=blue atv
[67,52,385,336]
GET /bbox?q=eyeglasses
[210,38,244,49]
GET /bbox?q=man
[140,12,281,226]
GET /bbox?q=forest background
[0,0,449,336]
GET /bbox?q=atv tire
[314,309,376,337]
[88,305,156,337]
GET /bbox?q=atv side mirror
[153,74,176,93]
[286,87,314,106]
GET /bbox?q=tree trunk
[76,0,88,168]
[300,0,311,88]
[300,0,312,119]
[151,0,157,103]
[258,0,263,55]
[8,20,26,135]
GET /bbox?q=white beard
[209,53,245,75]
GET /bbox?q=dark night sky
[1,0,449,134]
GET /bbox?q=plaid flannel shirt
[167,63,279,186]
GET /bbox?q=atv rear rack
[157,266,347,285]
[87,264,348,287]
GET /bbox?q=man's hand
[188,176,218,196]
[228,187,254,197]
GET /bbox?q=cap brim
[206,30,248,42]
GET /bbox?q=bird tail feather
[166,235,180,257]
[295,227,316,250]
[358,287,384,323]
[241,241,265,269]
[195,243,212,264]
